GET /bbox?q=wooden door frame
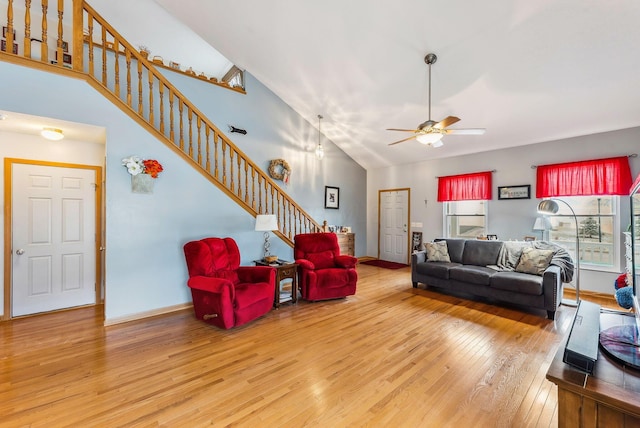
[3,158,103,320]
[377,188,411,264]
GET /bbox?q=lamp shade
[255,214,278,231]
[537,200,559,215]
[533,216,551,231]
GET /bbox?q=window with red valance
[437,171,492,202]
[536,156,632,198]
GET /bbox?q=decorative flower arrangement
[122,155,164,178]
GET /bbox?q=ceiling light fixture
[416,132,444,146]
[315,114,324,160]
[41,127,64,141]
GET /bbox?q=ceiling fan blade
[388,135,418,146]
[433,116,460,129]
[444,128,486,135]
[386,128,420,132]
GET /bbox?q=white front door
[379,189,409,264]
[12,163,97,317]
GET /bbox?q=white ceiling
[0,110,106,144]
[145,0,640,170]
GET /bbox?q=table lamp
[255,214,279,262]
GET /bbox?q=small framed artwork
[1,39,18,54]
[324,186,339,209]
[412,232,423,252]
[2,26,15,38]
[487,234,498,241]
[55,51,72,64]
[498,185,531,200]
[62,40,69,53]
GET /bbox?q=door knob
[16,249,25,255]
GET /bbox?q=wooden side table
[546,311,640,427]
[254,260,298,308]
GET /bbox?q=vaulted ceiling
[139,1,640,170]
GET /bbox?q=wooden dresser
[335,233,355,256]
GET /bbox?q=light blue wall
[0,60,366,321]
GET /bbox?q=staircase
[0,0,321,246]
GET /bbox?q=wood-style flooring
[0,264,620,427]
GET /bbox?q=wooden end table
[254,259,298,308]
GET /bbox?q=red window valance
[437,171,492,202]
[536,156,632,198]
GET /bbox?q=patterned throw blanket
[494,241,575,283]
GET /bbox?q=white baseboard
[104,302,192,326]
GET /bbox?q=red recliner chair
[294,233,358,301]
[183,237,276,329]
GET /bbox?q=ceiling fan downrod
[424,53,437,123]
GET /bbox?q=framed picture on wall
[498,184,531,200]
[2,26,15,38]
[324,186,339,209]
[412,231,423,252]
[1,39,18,54]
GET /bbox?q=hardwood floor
[0,265,617,427]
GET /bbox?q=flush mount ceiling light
[41,127,64,141]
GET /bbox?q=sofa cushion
[449,265,497,286]
[424,241,451,262]
[436,238,465,263]
[462,240,503,266]
[490,271,544,295]
[415,261,461,280]
[515,247,555,276]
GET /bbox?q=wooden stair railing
[0,0,322,245]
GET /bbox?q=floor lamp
[537,199,580,306]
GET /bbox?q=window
[444,200,487,238]
[545,195,619,268]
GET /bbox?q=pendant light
[315,114,324,160]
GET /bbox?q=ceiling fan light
[416,132,443,145]
[431,139,444,148]
[41,127,64,141]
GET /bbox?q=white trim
[104,302,193,326]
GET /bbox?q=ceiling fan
[387,53,485,147]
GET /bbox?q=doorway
[378,188,410,264]
[4,159,102,318]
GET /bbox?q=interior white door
[12,163,96,316]
[379,189,409,264]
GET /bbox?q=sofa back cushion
[435,238,466,263]
[462,240,503,266]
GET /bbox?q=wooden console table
[546,311,640,427]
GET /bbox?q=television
[599,174,640,368]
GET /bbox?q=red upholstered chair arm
[295,259,315,270]
[237,266,276,284]
[334,255,357,269]
[187,276,235,300]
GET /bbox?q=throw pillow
[515,247,555,276]
[424,241,451,262]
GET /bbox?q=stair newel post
[72,0,83,71]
